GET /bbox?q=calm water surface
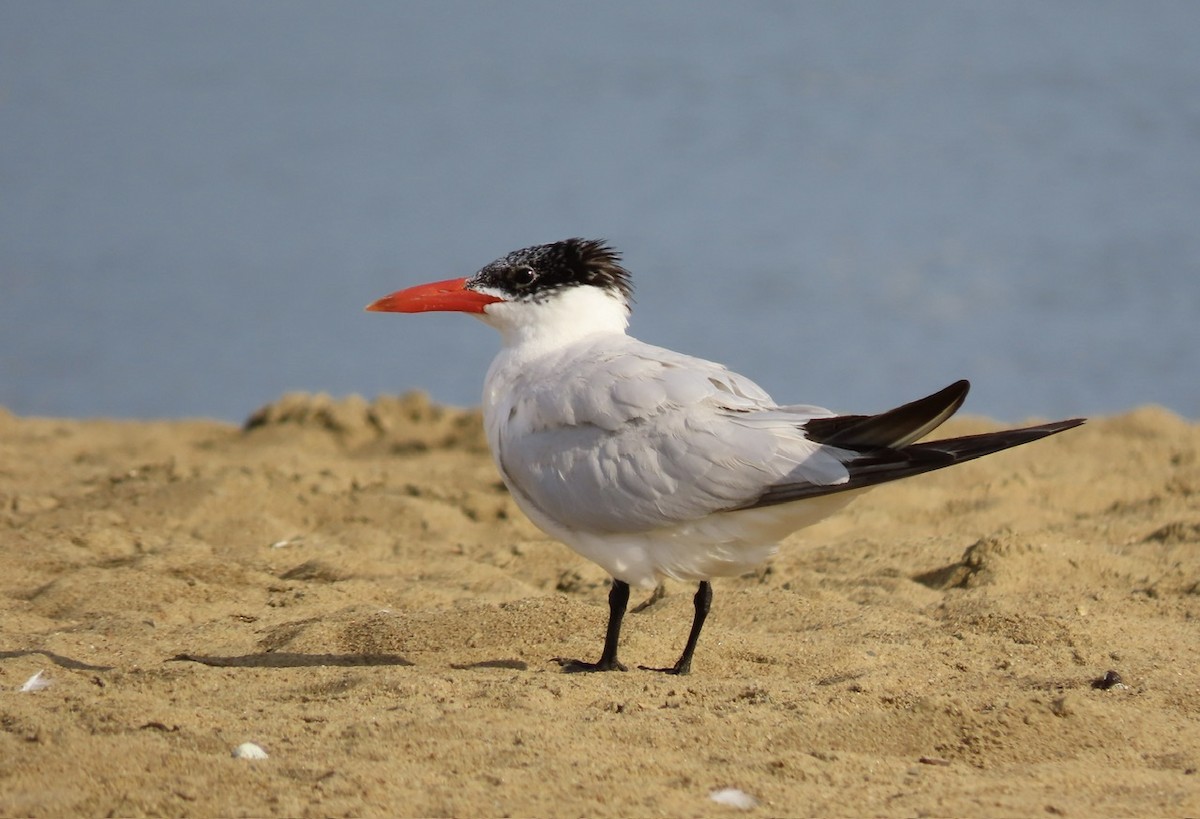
[2,2,1197,422]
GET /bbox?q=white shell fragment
[231,742,269,759]
[19,670,51,692]
[709,787,758,809]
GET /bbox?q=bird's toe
[553,656,628,673]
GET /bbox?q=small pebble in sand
[1092,670,1127,691]
[709,787,758,809]
[232,742,269,760]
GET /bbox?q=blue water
[2,2,1198,422]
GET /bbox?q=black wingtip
[807,379,972,450]
[911,416,1087,468]
[745,413,1086,510]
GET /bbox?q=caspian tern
[368,238,1083,675]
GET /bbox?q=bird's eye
[510,267,537,287]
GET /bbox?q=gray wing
[493,337,852,534]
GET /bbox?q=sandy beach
[1,392,1197,817]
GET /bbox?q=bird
[367,238,1084,675]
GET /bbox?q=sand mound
[1,395,1197,816]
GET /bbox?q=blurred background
[2,1,1197,423]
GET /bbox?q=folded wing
[495,338,849,533]
[495,343,1084,532]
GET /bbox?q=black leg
[641,581,712,675]
[555,579,630,672]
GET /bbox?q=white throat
[475,285,630,352]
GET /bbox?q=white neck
[475,286,630,352]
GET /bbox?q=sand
[1,392,1197,817]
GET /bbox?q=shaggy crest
[470,238,633,303]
